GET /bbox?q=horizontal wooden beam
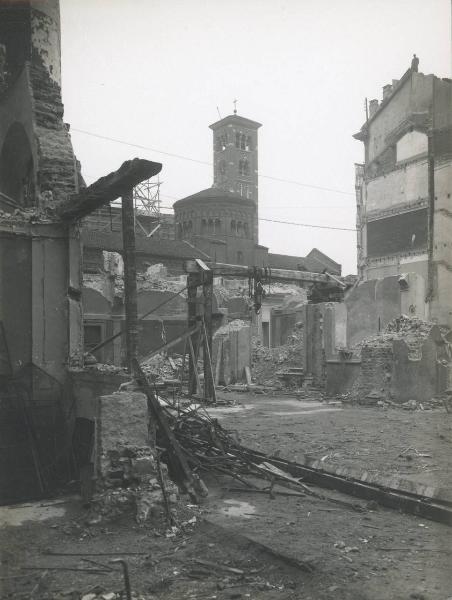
[56,159,162,221]
[208,262,333,284]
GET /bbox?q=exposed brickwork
[30,61,77,203]
[357,344,394,397]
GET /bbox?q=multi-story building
[353,65,452,326]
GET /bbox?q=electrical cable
[72,127,355,196]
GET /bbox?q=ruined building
[354,66,452,327]
[0,0,160,503]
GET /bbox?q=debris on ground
[88,445,180,526]
[141,353,185,381]
[251,322,304,388]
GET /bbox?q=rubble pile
[268,284,308,300]
[354,315,437,357]
[0,204,55,224]
[83,359,126,375]
[90,445,179,525]
[347,315,451,406]
[141,353,185,381]
[214,319,248,336]
[252,323,304,387]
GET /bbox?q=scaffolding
[84,177,162,236]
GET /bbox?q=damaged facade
[0,0,161,504]
[0,0,84,502]
[354,66,452,328]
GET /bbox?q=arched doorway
[0,122,34,206]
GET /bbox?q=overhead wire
[73,128,357,232]
[72,127,355,196]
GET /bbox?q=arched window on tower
[235,132,246,150]
[230,219,236,234]
[177,223,183,239]
[214,218,221,233]
[187,220,193,234]
[216,134,227,151]
[237,221,243,237]
[239,159,249,177]
[244,222,249,238]
[245,136,252,151]
[208,218,214,234]
[201,218,207,234]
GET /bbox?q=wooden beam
[56,159,162,221]
[122,188,138,374]
[132,358,201,501]
[207,262,335,284]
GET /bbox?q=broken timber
[132,358,205,502]
[56,159,162,221]
[240,448,452,526]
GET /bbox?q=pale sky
[60,0,451,274]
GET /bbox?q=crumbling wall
[213,320,251,385]
[349,316,451,403]
[29,60,78,204]
[76,390,178,523]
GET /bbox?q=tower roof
[209,114,262,131]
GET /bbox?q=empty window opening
[239,159,250,177]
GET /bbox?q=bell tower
[209,110,262,242]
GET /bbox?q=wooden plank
[214,339,223,387]
[188,335,202,396]
[201,318,217,403]
[241,448,452,526]
[132,358,202,501]
[57,159,162,221]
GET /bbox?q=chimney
[382,84,393,100]
[369,99,379,117]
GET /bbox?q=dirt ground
[211,393,452,490]
[2,392,452,600]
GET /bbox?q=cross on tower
[233,98,238,114]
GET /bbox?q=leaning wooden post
[202,270,214,401]
[187,273,198,396]
[121,188,139,375]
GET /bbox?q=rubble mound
[252,323,303,387]
[385,315,434,335]
[348,315,451,406]
[214,319,249,337]
[354,315,437,358]
[141,354,184,381]
[90,446,179,525]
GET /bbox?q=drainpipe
[121,188,139,375]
